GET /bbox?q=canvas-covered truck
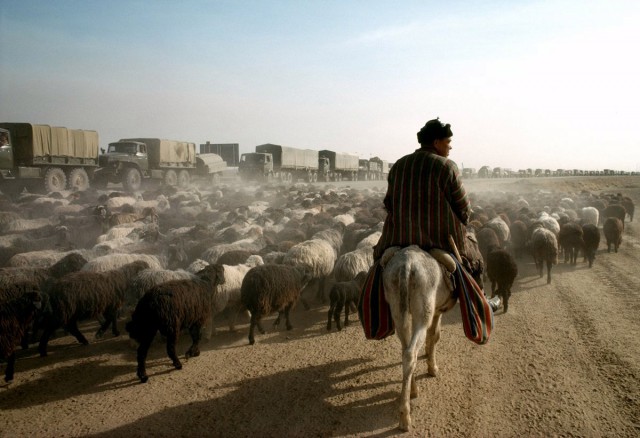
[95,138,201,191]
[0,123,99,193]
[318,150,359,181]
[369,157,389,180]
[238,143,319,183]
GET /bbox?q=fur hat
[417,118,453,145]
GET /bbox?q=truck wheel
[68,168,89,191]
[122,168,142,192]
[164,170,178,186]
[178,170,190,188]
[44,167,67,193]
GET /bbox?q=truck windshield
[240,154,265,164]
[0,130,9,147]
[108,143,138,154]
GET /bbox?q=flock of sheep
[0,178,634,386]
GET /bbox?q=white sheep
[82,253,164,272]
[486,217,510,247]
[283,238,336,306]
[333,246,373,282]
[580,207,599,227]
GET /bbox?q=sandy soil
[1,176,639,437]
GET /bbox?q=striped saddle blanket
[357,256,494,344]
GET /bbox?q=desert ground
[1,175,639,437]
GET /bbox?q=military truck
[96,138,202,191]
[238,143,319,183]
[0,123,99,193]
[369,157,390,180]
[318,150,359,181]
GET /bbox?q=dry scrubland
[1,175,639,437]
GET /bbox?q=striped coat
[373,149,471,259]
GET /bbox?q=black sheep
[0,253,88,347]
[0,252,88,291]
[38,260,149,356]
[603,217,623,253]
[558,222,584,265]
[240,264,310,345]
[125,264,226,383]
[1,284,41,382]
[509,220,528,259]
[581,224,600,267]
[327,271,367,331]
[486,247,518,313]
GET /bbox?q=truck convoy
[96,138,226,191]
[239,144,389,183]
[0,123,99,193]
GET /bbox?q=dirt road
[1,176,639,437]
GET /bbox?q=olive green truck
[95,138,226,191]
[0,122,99,193]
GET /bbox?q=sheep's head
[197,264,225,287]
[48,253,88,278]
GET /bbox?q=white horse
[380,245,456,431]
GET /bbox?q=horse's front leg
[425,313,443,376]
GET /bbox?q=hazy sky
[2,0,639,171]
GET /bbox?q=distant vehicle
[478,166,492,178]
[318,150,359,181]
[96,138,219,191]
[369,157,390,180]
[0,122,99,193]
[238,143,319,183]
[462,168,477,178]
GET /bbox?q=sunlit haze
[2,0,639,172]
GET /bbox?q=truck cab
[100,141,149,171]
[96,140,150,190]
[0,128,14,176]
[238,152,273,180]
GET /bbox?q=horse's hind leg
[425,313,442,376]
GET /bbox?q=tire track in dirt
[554,260,640,433]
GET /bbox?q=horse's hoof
[399,415,411,432]
[428,365,439,377]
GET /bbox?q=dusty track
[1,176,639,437]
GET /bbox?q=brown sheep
[601,204,626,229]
[240,264,310,345]
[582,224,600,267]
[125,264,226,383]
[38,260,150,356]
[603,217,623,253]
[531,227,558,284]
